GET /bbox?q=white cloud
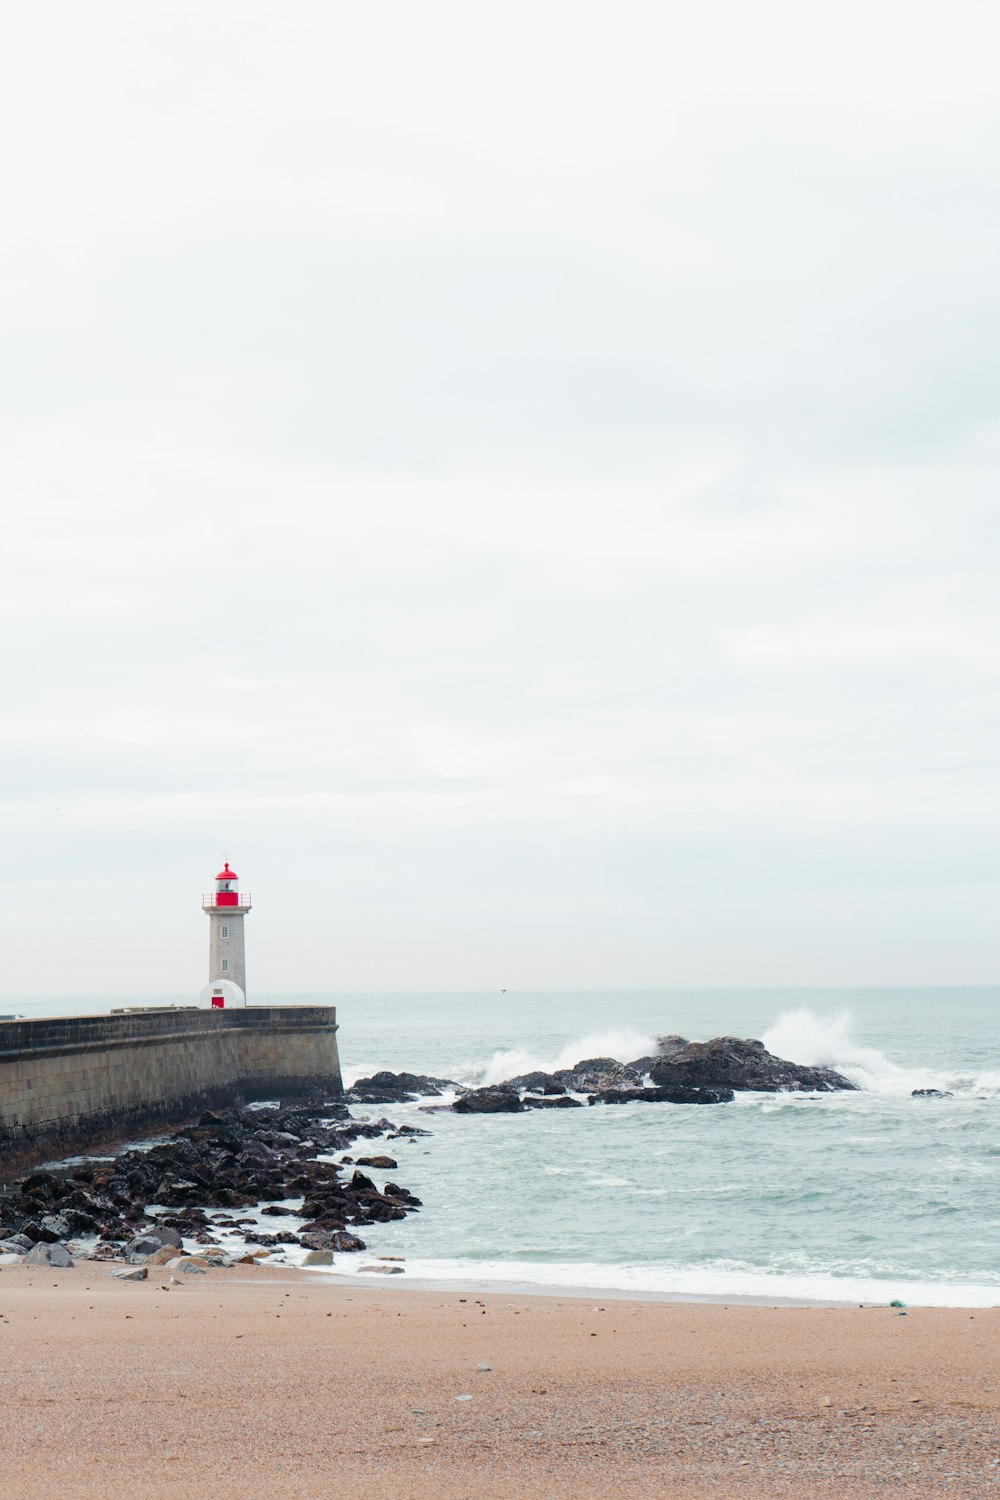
[1,0,999,990]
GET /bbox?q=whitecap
[761,1009,970,1096]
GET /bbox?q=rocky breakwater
[347,1071,467,1104]
[417,1035,855,1115]
[0,1094,424,1271]
[648,1036,858,1094]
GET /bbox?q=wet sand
[1,1262,996,1498]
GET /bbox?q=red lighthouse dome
[214,862,239,906]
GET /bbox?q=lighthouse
[201,862,251,1006]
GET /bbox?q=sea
[7,988,1000,1307]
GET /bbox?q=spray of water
[474,1027,657,1087]
[761,1009,990,1095]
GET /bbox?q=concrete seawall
[0,1007,343,1172]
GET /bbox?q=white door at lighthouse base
[198,980,247,1008]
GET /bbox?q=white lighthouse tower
[200,862,251,1008]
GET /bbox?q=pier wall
[0,1007,343,1171]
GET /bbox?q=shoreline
[9,1248,995,1309]
[311,1263,1000,1309]
[321,1269,862,1306]
[2,1261,997,1498]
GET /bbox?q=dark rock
[354,1156,398,1170]
[331,1230,367,1252]
[0,1093,424,1264]
[14,1194,50,1218]
[37,1213,72,1243]
[656,1034,690,1054]
[452,1087,525,1114]
[352,1193,408,1222]
[912,1088,953,1098]
[650,1037,857,1093]
[553,1057,642,1092]
[299,1215,346,1233]
[587,1085,734,1105]
[62,1209,101,1235]
[382,1182,421,1205]
[347,1071,464,1103]
[627,1038,691,1073]
[299,1230,335,1251]
[522,1095,585,1109]
[502,1071,566,1094]
[625,1057,659,1077]
[238,1139,277,1163]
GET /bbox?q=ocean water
[8,988,1000,1306]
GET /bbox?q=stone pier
[0,1006,343,1172]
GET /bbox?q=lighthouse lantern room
[201,862,252,1006]
[214,862,240,905]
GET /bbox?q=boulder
[299,1230,335,1251]
[25,1242,74,1267]
[587,1085,734,1105]
[301,1249,334,1266]
[912,1088,953,1098]
[0,1094,424,1265]
[553,1057,642,1092]
[125,1232,170,1262]
[650,1037,858,1093]
[330,1231,367,1253]
[37,1213,72,1243]
[354,1156,398,1170]
[452,1087,525,1114]
[62,1208,101,1235]
[163,1256,207,1275]
[522,1095,585,1109]
[502,1070,566,1094]
[348,1070,464,1102]
[1,1233,34,1252]
[147,1244,183,1266]
[382,1182,422,1205]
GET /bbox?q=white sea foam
[474,1027,657,1086]
[317,1255,1000,1308]
[761,1008,997,1096]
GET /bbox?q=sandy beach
[1,1263,996,1499]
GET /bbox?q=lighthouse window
[221,925,229,939]
[221,959,229,973]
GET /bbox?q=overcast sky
[2,1,999,995]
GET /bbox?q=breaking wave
[470,1027,658,1088]
[762,1009,998,1096]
